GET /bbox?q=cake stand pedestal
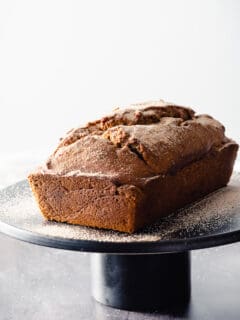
[91,252,190,311]
[0,179,240,312]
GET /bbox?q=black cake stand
[0,176,240,312]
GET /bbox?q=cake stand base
[90,252,191,311]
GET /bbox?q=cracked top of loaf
[42,100,234,184]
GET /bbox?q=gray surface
[0,233,240,320]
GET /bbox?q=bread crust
[28,100,238,233]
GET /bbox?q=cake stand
[0,176,240,312]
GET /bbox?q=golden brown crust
[44,100,228,184]
[28,173,143,233]
[28,100,239,233]
[134,141,238,231]
[28,142,238,233]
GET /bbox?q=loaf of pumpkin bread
[28,100,238,233]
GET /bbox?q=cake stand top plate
[0,175,240,254]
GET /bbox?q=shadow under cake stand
[0,176,240,312]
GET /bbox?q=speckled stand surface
[0,157,240,319]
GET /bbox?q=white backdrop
[0,0,239,159]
